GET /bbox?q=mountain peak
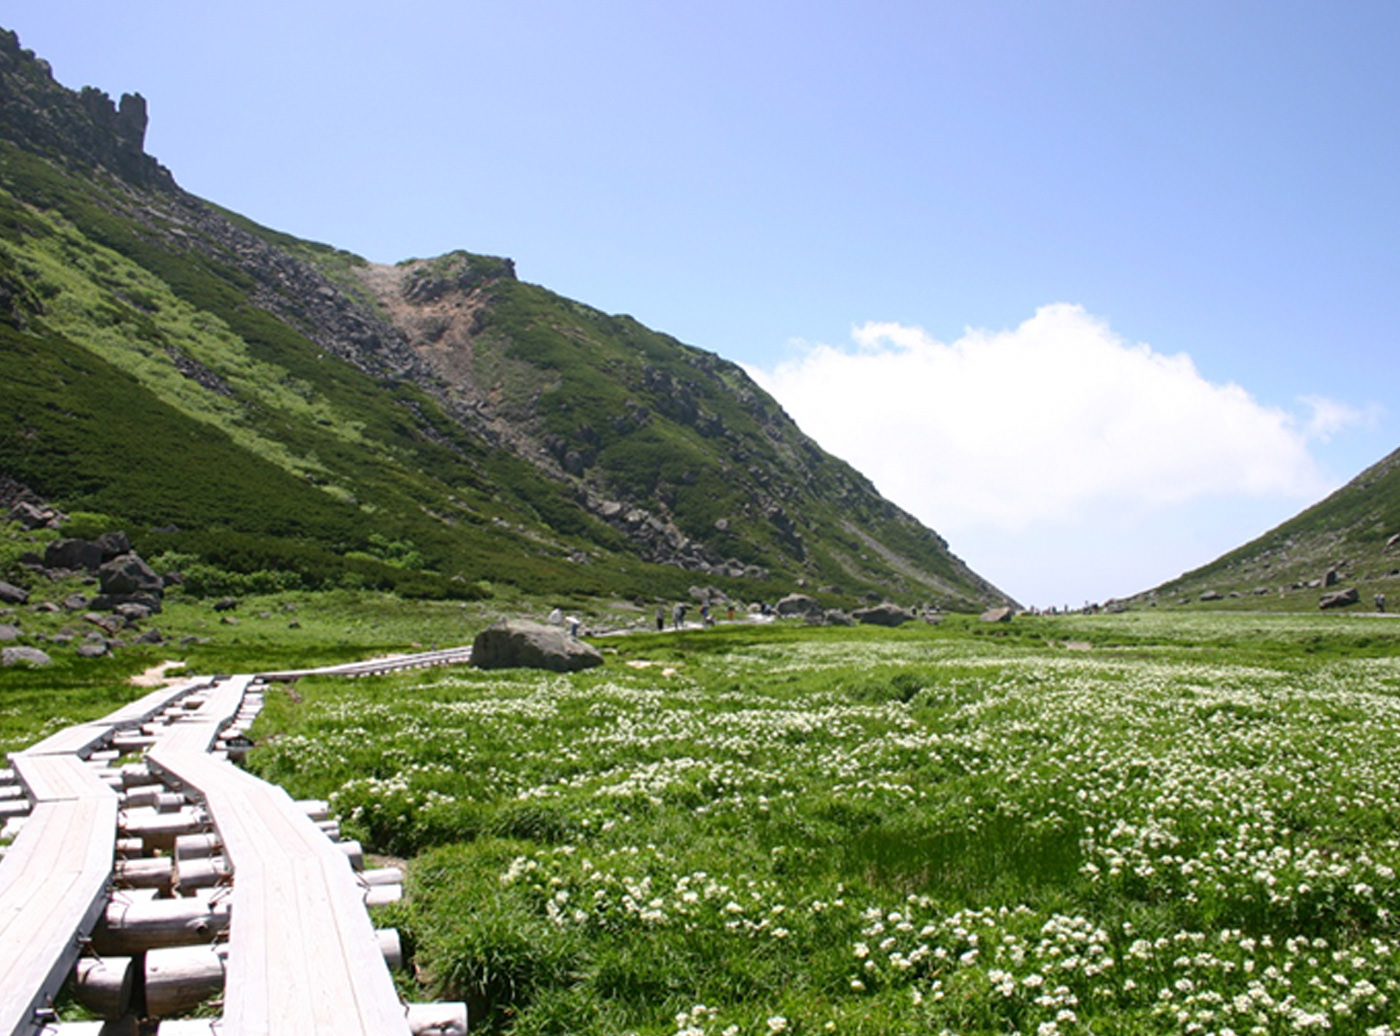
[0,28,172,189]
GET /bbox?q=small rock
[213,597,239,612]
[0,581,29,605]
[2,646,52,668]
[76,635,109,658]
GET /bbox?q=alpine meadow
[3,17,1400,1036]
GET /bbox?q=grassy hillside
[0,24,1011,611]
[1140,446,1400,611]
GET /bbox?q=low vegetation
[237,612,1400,1035]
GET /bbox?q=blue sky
[7,2,1397,606]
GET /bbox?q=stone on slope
[1319,587,1360,610]
[3,646,52,667]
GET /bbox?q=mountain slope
[1141,446,1400,609]
[0,26,1010,610]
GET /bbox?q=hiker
[567,615,581,637]
[1378,593,1388,613]
[673,603,687,629]
[547,607,563,626]
[655,606,665,631]
[700,603,711,627]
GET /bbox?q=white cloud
[746,304,1362,604]
[1299,394,1381,442]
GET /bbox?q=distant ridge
[0,26,1012,611]
[1139,445,1400,610]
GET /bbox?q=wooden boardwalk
[0,681,199,1035]
[0,649,472,1035]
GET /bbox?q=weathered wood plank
[0,795,117,1036]
[147,679,411,1036]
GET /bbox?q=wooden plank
[0,795,116,1036]
[12,754,112,803]
[149,697,409,1036]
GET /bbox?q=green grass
[238,612,1400,1035]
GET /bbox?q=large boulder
[1319,587,1360,610]
[98,553,163,596]
[95,530,131,559]
[980,606,1014,623]
[471,620,604,673]
[775,593,822,618]
[853,603,915,627]
[0,580,28,605]
[45,538,105,572]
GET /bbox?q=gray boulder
[1319,587,1360,610]
[98,553,163,596]
[0,580,28,605]
[45,538,105,572]
[3,646,52,668]
[95,531,131,559]
[0,623,20,641]
[471,620,604,673]
[76,634,109,659]
[854,603,916,627]
[822,609,856,627]
[1199,590,1223,601]
[980,606,1015,623]
[775,593,822,617]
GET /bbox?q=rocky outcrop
[0,29,172,188]
[470,620,603,672]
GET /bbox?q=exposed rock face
[0,29,172,188]
[470,620,603,672]
[1319,587,1360,610]
[853,603,915,627]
